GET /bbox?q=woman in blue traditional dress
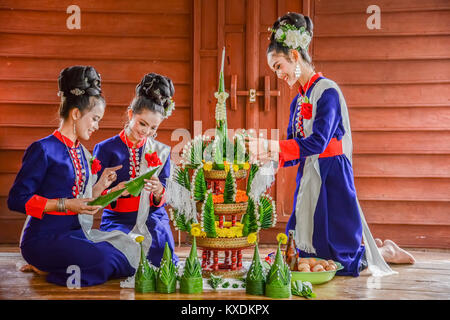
[93,73,178,267]
[8,66,138,286]
[250,13,415,277]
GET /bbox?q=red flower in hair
[301,103,313,120]
[145,151,162,167]
[91,158,102,174]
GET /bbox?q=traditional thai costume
[93,130,178,267]
[8,130,140,286]
[278,73,395,277]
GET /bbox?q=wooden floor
[0,245,448,300]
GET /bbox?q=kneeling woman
[8,66,137,286]
[93,73,178,267]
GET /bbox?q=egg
[297,263,310,272]
[312,264,325,272]
[298,258,309,265]
[325,264,337,271]
[317,260,329,268]
[327,259,337,266]
[307,258,317,267]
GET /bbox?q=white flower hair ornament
[269,24,312,51]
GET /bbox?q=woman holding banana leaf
[93,73,178,267]
[7,66,138,286]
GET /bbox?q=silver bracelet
[57,198,67,212]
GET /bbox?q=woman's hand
[246,134,280,164]
[144,176,164,198]
[92,165,122,197]
[110,180,130,197]
[65,198,103,215]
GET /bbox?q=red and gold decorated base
[187,236,254,278]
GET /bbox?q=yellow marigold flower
[276,233,288,245]
[247,232,257,244]
[135,235,145,243]
[243,162,250,170]
[191,227,201,237]
[191,223,201,229]
[233,164,239,172]
[201,231,207,238]
[203,161,213,171]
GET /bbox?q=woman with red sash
[250,13,415,276]
[8,66,137,286]
[93,73,178,267]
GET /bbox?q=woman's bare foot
[379,239,415,264]
[20,264,47,275]
[374,238,383,248]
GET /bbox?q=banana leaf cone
[264,242,291,299]
[180,237,203,294]
[156,242,177,293]
[246,243,265,296]
[135,240,156,293]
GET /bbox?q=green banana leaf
[87,187,127,207]
[125,167,159,197]
[87,167,159,207]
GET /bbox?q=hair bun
[58,65,102,98]
[136,73,175,109]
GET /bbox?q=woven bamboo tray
[187,235,255,250]
[196,201,248,215]
[204,169,248,180]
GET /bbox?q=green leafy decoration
[258,196,273,229]
[207,274,223,290]
[173,209,192,233]
[182,237,202,278]
[193,168,207,202]
[135,241,156,293]
[202,192,217,238]
[174,166,190,190]
[266,243,291,286]
[246,163,259,195]
[247,244,265,282]
[223,169,236,204]
[242,197,258,236]
[291,280,316,299]
[156,243,177,293]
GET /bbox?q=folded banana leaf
[87,187,127,207]
[125,167,159,197]
[87,167,159,207]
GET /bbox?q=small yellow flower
[203,161,213,171]
[233,164,239,172]
[243,162,250,170]
[191,227,201,237]
[135,235,145,243]
[223,161,230,173]
[276,233,288,245]
[201,231,207,238]
[247,232,257,244]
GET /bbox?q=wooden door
[193,0,307,243]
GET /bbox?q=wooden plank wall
[0,0,192,243]
[313,0,450,248]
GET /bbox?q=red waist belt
[46,210,77,216]
[105,196,141,213]
[319,138,343,158]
